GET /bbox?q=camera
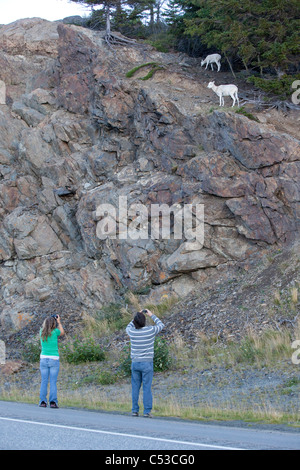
[141,309,148,314]
[51,314,58,326]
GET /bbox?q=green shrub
[96,370,118,385]
[247,74,300,100]
[153,337,173,372]
[22,340,41,363]
[119,344,132,376]
[80,370,118,385]
[60,335,105,364]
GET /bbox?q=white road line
[0,416,244,450]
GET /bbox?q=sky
[0,0,91,25]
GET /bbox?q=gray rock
[0,18,299,334]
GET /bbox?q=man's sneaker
[39,401,47,408]
[143,412,153,418]
[50,401,59,409]
[132,412,139,417]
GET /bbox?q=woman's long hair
[41,316,57,341]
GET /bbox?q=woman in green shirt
[39,315,64,408]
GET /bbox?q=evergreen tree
[70,0,153,37]
[183,0,300,74]
[163,0,204,56]
[70,0,117,36]
[71,0,167,40]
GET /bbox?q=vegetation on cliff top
[72,0,299,78]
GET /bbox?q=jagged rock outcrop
[0,18,299,332]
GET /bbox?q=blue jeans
[39,358,60,405]
[131,362,153,414]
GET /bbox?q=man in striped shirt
[126,309,165,417]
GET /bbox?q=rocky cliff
[0,18,299,333]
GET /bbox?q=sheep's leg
[231,93,236,107]
[217,62,220,72]
[219,94,222,106]
[211,63,214,71]
[236,93,239,107]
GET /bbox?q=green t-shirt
[40,328,61,357]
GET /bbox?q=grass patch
[209,105,240,113]
[154,398,300,426]
[126,62,164,81]
[140,65,164,81]
[144,297,178,317]
[270,286,300,319]
[1,386,298,426]
[81,292,177,340]
[95,302,129,330]
[171,320,300,370]
[126,62,158,78]
[235,106,260,122]
[81,303,131,339]
[124,291,178,318]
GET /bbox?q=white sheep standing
[201,53,221,72]
[207,81,239,107]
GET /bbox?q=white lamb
[207,81,239,107]
[201,53,221,72]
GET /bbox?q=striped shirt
[126,314,165,362]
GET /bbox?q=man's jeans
[131,361,153,414]
[39,358,60,405]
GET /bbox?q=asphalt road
[0,401,299,451]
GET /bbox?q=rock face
[0,18,299,332]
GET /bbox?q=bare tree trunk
[224,51,236,79]
[103,1,145,48]
[156,1,160,23]
[257,55,263,76]
[150,5,154,26]
[242,59,249,75]
[106,4,111,37]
